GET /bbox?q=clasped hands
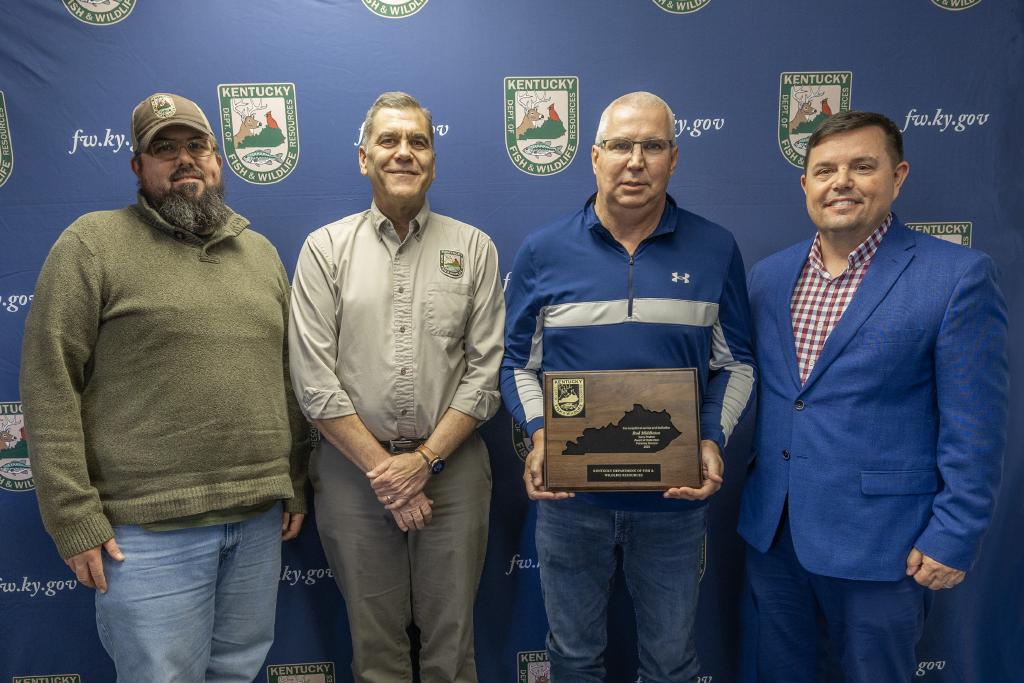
[367,450,433,531]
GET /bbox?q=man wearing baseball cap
[21,92,309,682]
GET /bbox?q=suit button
[794,400,805,411]
[782,450,790,460]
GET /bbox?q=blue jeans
[536,499,707,683]
[95,503,283,683]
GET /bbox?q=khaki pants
[311,432,491,683]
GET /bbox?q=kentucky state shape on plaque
[562,405,682,455]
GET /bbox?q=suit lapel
[801,221,916,391]
[772,241,811,391]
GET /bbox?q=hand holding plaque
[543,369,702,491]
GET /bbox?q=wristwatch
[417,445,445,475]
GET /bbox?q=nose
[626,143,646,169]
[395,138,413,159]
[831,166,853,190]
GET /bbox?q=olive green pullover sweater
[20,195,309,559]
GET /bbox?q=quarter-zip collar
[131,192,249,262]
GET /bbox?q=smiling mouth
[825,198,861,208]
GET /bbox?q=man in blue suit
[738,111,1008,681]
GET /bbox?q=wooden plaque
[543,368,701,491]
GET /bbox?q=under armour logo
[671,272,690,283]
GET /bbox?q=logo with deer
[218,83,300,185]
[652,0,713,13]
[777,71,852,168]
[0,91,13,188]
[62,0,136,25]
[0,403,32,493]
[504,76,579,176]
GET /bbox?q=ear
[668,143,679,177]
[131,156,142,178]
[800,173,808,195]
[591,144,600,176]
[891,160,910,199]
[358,146,368,177]
[215,153,223,169]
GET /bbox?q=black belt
[379,438,425,453]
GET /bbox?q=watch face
[430,458,446,474]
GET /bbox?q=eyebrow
[810,154,879,169]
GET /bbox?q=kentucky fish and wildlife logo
[0,91,12,188]
[517,650,550,683]
[266,661,336,683]
[362,0,428,18]
[62,0,135,25]
[931,0,982,10]
[552,378,585,418]
[653,0,712,13]
[218,83,300,184]
[906,221,973,247]
[0,403,32,493]
[440,250,465,278]
[13,675,81,683]
[505,76,579,176]
[778,71,852,167]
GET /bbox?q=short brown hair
[804,110,903,169]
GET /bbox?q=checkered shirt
[790,213,892,384]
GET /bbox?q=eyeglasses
[147,138,216,160]
[597,138,675,158]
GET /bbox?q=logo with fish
[0,91,13,188]
[906,221,972,247]
[362,0,429,18]
[218,83,300,185]
[778,71,852,167]
[0,403,32,493]
[62,0,135,25]
[504,76,579,176]
[652,0,712,13]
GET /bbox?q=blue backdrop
[1,2,1021,681]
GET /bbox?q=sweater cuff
[51,513,115,560]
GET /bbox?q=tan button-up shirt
[288,201,505,440]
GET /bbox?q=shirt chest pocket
[425,282,471,338]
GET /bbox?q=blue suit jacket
[738,217,1008,581]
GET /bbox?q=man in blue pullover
[501,92,755,682]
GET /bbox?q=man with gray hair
[288,91,505,681]
[21,92,309,682]
[501,91,755,681]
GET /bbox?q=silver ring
[385,495,393,504]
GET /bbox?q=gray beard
[150,183,231,236]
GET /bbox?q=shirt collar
[583,193,679,238]
[369,200,432,242]
[807,212,893,275]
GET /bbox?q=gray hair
[595,91,675,144]
[358,91,433,149]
